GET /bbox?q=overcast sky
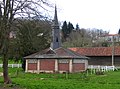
[51,0,120,34]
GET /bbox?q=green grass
[0,68,120,89]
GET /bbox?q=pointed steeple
[51,5,61,50]
[0,5,2,17]
[53,5,59,25]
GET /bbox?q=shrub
[95,71,104,75]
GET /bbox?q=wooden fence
[88,65,116,72]
[0,64,22,68]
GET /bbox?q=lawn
[0,68,120,89]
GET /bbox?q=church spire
[51,5,61,50]
[53,5,59,25]
[0,5,2,17]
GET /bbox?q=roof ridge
[70,46,120,49]
[69,47,120,56]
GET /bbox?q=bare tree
[0,0,51,84]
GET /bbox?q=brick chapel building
[24,6,88,73]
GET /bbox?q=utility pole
[100,34,118,66]
[112,35,115,66]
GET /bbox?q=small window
[56,38,58,42]
[28,59,37,63]
[73,59,85,63]
[58,59,69,63]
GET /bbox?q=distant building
[100,34,120,46]
[9,31,16,39]
[24,6,88,73]
[69,47,120,66]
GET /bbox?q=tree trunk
[3,54,12,84]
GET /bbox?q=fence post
[113,66,114,71]
[105,66,107,71]
[17,64,19,68]
[90,65,93,74]
[93,69,96,74]
[0,64,2,67]
[12,64,13,68]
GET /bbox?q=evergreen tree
[76,23,80,30]
[67,22,74,34]
[61,21,74,42]
[118,29,120,34]
[62,21,68,41]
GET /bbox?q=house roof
[102,34,120,37]
[24,47,88,59]
[69,47,120,56]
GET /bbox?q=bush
[95,71,104,75]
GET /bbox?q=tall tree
[0,0,51,84]
[61,21,68,41]
[76,23,80,30]
[118,29,120,34]
[61,21,74,42]
[16,19,51,56]
[67,22,74,34]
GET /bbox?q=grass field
[0,68,120,89]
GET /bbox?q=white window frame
[58,59,69,63]
[73,59,85,63]
[28,59,37,63]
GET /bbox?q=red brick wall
[73,63,85,72]
[28,63,37,70]
[40,59,55,71]
[58,63,69,71]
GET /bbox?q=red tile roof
[100,34,120,37]
[69,47,120,56]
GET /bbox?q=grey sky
[51,0,120,34]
